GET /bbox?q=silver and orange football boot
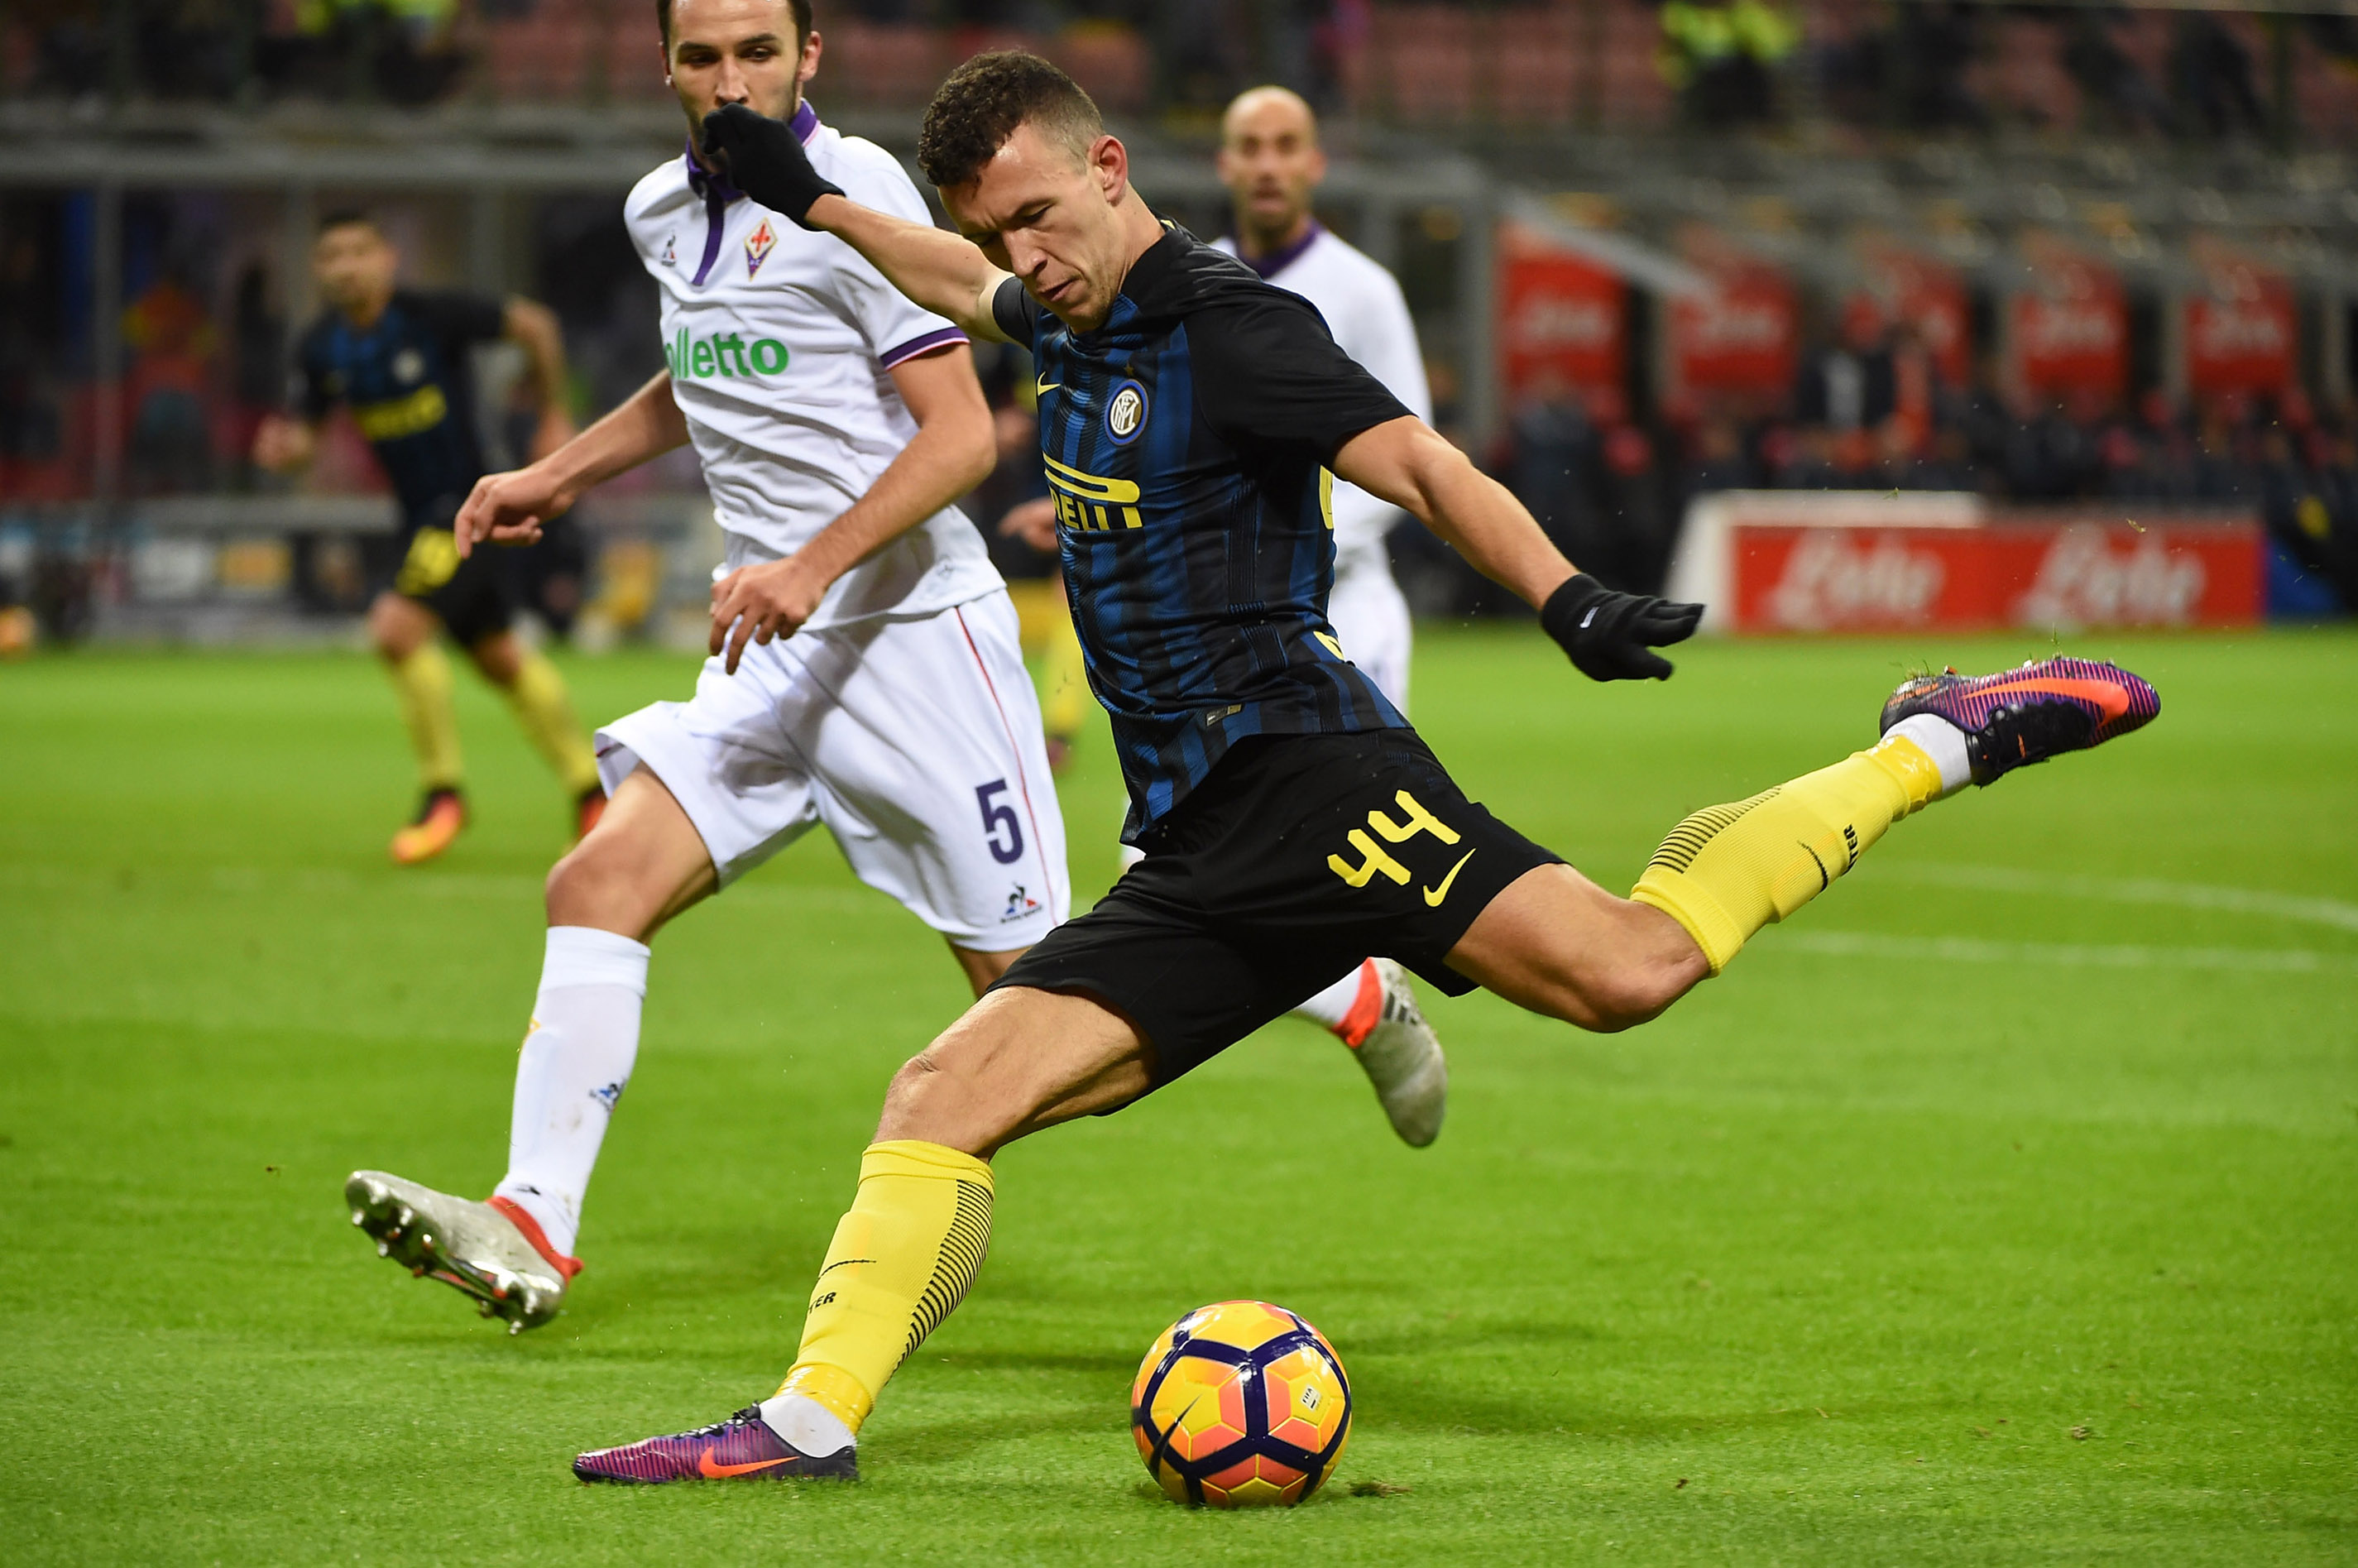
[574,1407,858,1484]
[343,1170,579,1334]
[1349,959,1447,1148]
[1880,655,2159,786]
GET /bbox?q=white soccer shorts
[596,591,1069,951]
[1328,540,1412,714]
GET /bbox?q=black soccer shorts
[363,515,515,648]
[992,726,1563,1092]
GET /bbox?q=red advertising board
[1498,225,1626,397]
[2183,238,2295,398]
[1668,257,1797,398]
[1728,519,2263,632]
[2011,236,2126,400]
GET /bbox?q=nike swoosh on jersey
[1035,380,1061,396]
[698,1451,795,1478]
[1423,849,1476,906]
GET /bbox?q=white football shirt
[1213,224,1432,556]
[625,103,1000,628]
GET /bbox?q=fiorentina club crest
[745,218,776,279]
[659,231,676,267]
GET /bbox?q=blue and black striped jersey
[994,227,1415,841]
[292,290,506,529]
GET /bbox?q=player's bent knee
[544,834,655,931]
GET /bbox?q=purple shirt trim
[879,325,971,369]
[1229,222,1323,281]
[680,103,822,290]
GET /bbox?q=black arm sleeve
[1186,293,1415,460]
[991,275,1039,347]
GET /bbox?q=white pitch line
[1781,930,2358,976]
[1884,864,2358,933]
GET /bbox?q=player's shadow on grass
[923,1348,1142,1375]
[871,1403,1116,1470]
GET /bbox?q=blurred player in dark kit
[254,212,602,864]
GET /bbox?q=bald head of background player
[252,211,597,863]
[1215,86,1326,266]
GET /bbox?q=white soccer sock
[1292,964,1370,1033]
[1886,712,1972,798]
[759,1391,858,1455]
[491,926,649,1259]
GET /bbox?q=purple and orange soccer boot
[573,1407,857,1484]
[1880,655,2159,786]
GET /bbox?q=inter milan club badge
[1106,379,1147,444]
[745,218,777,279]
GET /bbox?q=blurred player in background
[341,0,1070,1334]
[252,213,601,864]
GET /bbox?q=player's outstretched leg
[1447,655,2159,1027]
[1291,958,1447,1147]
[347,769,707,1330]
[1633,655,2159,974]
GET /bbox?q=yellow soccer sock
[503,650,600,798]
[774,1140,994,1434]
[386,643,462,792]
[1632,733,1948,974]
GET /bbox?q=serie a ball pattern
[1130,1300,1352,1508]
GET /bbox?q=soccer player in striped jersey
[253,213,602,864]
[568,52,2159,1482]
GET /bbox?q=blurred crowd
[12,0,2358,150]
[1484,314,2358,613]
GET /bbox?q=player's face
[1216,95,1325,244]
[665,0,817,137]
[313,224,397,317]
[945,122,1135,332]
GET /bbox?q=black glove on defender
[700,103,843,229]
[1540,573,1705,682]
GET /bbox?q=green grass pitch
[2,626,2353,1563]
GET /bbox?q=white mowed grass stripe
[0,861,890,916]
[1783,929,2358,976]
[1888,863,2358,934]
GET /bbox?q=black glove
[700,103,843,230]
[1540,573,1704,682]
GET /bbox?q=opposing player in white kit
[340,0,1070,1331]
[1215,86,1444,1072]
[1214,86,1430,712]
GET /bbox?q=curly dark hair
[917,51,1103,189]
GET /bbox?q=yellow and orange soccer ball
[1130,1300,1352,1508]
